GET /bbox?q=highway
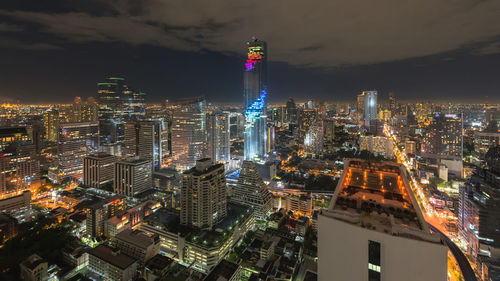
[428,224,478,281]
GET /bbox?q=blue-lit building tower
[244,38,268,161]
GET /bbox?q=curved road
[428,223,477,281]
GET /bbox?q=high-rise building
[363,90,378,127]
[244,38,268,162]
[114,159,152,196]
[44,109,59,142]
[72,97,83,122]
[231,161,272,221]
[83,153,116,189]
[97,77,145,148]
[286,98,297,124]
[357,93,365,122]
[125,120,169,168]
[51,122,99,182]
[207,112,230,165]
[458,175,500,262]
[359,135,394,158]
[171,97,207,171]
[304,121,324,156]
[83,97,99,122]
[180,158,226,229]
[319,159,447,281]
[297,109,317,144]
[421,113,463,161]
[388,91,396,114]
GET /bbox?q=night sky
[1,0,499,104]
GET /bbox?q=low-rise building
[112,229,160,265]
[20,254,48,281]
[87,245,138,281]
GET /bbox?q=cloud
[0,23,24,32]
[1,0,500,66]
[0,38,62,50]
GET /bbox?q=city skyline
[1,2,500,103]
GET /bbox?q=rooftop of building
[87,152,115,159]
[183,158,224,176]
[145,254,173,272]
[203,260,239,281]
[117,158,151,165]
[88,245,136,270]
[143,203,252,248]
[323,159,441,243]
[21,254,46,271]
[114,229,158,249]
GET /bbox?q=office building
[180,158,227,229]
[319,159,447,281]
[459,175,500,260]
[473,131,500,160]
[112,229,160,265]
[20,254,48,281]
[51,122,99,182]
[231,161,272,221]
[83,152,116,189]
[171,97,207,171]
[207,112,230,164]
[357,93,365,122]
[244,38,268,162]
[114,159,152,196]
[286,98,297,123]
[363,90,378,127]
[125,119,169,168]
[97,77,145,147]
[88,245,138,281]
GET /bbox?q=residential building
[180,158,226,229]
[88,245,138,281]
[20,254,48,281]
[112,229,160,265]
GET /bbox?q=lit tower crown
[243,37,268,162]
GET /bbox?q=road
[428,224,477,281]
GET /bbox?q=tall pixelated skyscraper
[244,38,268,162]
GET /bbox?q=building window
[368,240,381,281]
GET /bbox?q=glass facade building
[244,38,268,162]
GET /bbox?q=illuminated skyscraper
[244,38,268,162]
[97,77,145,148]
[363,90,378,127]
[207,112,230,164]
[124,119,169,168]
[171,97,206,171]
